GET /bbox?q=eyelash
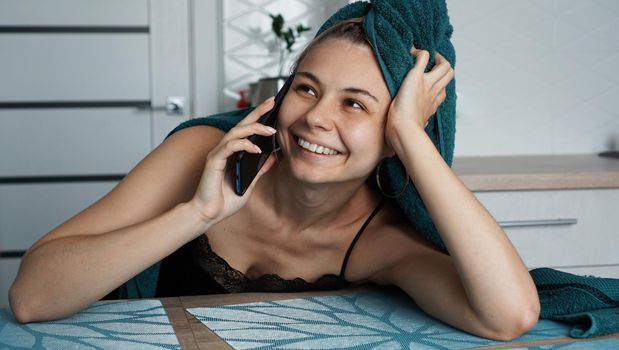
[296,84,316,96]
[345,99,365,111]
[295,84,367,111]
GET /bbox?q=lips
[294,135,341,156]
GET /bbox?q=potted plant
[249,13,311,106]
[269,13,311,77]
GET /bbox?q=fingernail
[266,126,277,134]
[255,145,262,153]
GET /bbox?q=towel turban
[316,0,457,253]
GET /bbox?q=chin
[288,161,370,188]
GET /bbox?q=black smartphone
[229,74,294,196]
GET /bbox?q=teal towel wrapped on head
[317,0,457,253]
[121,0,619,340]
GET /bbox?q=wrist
[180,199,216,232]
[387,122,427,155]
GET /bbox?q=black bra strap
[338,199,386,280]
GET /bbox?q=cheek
[344,121,385,155]
[276,98,301,129]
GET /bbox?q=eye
[296,84,316,96]
[345,99,366,111]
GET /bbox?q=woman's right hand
[189,97,279,226]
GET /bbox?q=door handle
[498,218,578,228]
[139,96,185,114]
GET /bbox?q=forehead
[297,38,390,99]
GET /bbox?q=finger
[427,55,452,84]
[433,90,447,108]
[431,66,455,93]
[410,48,430,75]
[226,122,277,141]
[207,138,262,172]
[237,96,275,126]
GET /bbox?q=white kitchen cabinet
[475,188,619,278]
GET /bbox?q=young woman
[9,19,540,340]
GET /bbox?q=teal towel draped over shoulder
[120,0,619,339]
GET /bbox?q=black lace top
[155,200,384,297]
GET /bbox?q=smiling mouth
[294,136,340,156]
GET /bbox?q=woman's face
[276,38,392,186]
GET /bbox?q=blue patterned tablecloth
[188,289,619,350]
[0,299,180,349]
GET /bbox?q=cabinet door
[475,189,619,271]
[0,33,149,102]
[0,0,148,26]
[0,182,118,251]
[0,109,150,176]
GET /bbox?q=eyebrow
[295,71,380,103]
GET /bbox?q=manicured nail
[266,126,277,134]
[254,145,262,153]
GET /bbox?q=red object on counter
[237,90,249,109]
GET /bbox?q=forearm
[9,201,210,322]
[390,127,539,329]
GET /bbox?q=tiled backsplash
[221,0,619,156]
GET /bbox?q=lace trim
[191,234,349,293]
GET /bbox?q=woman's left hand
[385,48,454,145]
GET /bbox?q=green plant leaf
[270,13,284,37]
[296,24,311,34]
[284,28,295,52]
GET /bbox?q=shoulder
[165,121,225,146]
[27,123,228,251]
[344,200,446,284]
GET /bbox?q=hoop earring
[271,133,281,161]
[375,159,408,198]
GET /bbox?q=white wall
[448,0,619,156]
[215,0,619,156]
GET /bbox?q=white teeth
[297,137,339,155]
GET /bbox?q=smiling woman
[9,0,540,341]
[276,38,392,187]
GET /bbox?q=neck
[253,160,378,233]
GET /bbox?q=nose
[304,97,335,131]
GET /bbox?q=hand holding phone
[229,74,294,196]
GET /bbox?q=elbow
[8,276,50,324]
[9,283,34,324]
[487,301,541,341]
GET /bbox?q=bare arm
[9,126,222,322]
[382,50,540,338]
[9,97,279,322]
